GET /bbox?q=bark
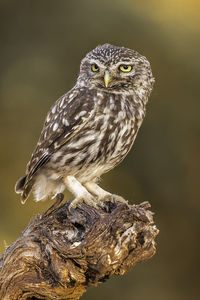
[0,199,159,300]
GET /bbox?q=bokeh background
[0,0,199,299]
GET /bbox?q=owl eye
[91,64,99,72]
[119,65,132,72]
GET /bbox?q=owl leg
[64,175,98,209]
[84,182,128,204]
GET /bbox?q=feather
[15,175,27,193]
[16,89,96,202]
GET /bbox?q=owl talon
[112,194,128,205]
[97,199,118,213]
[97,194,128,213]
[96,203,104,209]
[68,195,99,211]
[112,196,117,205]
[99,194,114,203]
[98,194,127,205]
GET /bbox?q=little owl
[15,44,154,209]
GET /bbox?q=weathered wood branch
[0,199,159,300]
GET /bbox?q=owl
[15,44,154,209]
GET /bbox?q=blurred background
[0,0,199,299]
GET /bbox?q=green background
[0,0,199,299]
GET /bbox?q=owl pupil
[123,66,128,69]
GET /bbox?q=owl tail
[15,175,33,204]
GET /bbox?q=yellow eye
[91,64,99,72]
[119,65,132,72]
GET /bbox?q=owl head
[78,44,154,95]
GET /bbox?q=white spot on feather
[46,114,51,122]
[62,118,69,126]
[43,131,47,139]
[74,110,87,120]
[64,132,70,138]
[69,93,74,99]
[53,123,59,131]
[79,111,87,117]
[118,111,126,119]
[51,106,56,114]
[59,96,65,108]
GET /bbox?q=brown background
[0,0,199,299]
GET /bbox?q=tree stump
[0,199,159,300]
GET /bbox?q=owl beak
[104,70,112,88]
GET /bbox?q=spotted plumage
[15,44,154,208]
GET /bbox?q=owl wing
[20,88,96,198]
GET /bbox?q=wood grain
[0,200,159,300]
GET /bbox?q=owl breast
[45,90,145,183]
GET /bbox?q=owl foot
[64,175,99,210]
[112,194,128,204]
[98,194,128,206]
[69,194,98,210]
[84,181,128,205]
[94,194,128,213]
[98,194,114,203]
[84,181,111,202]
